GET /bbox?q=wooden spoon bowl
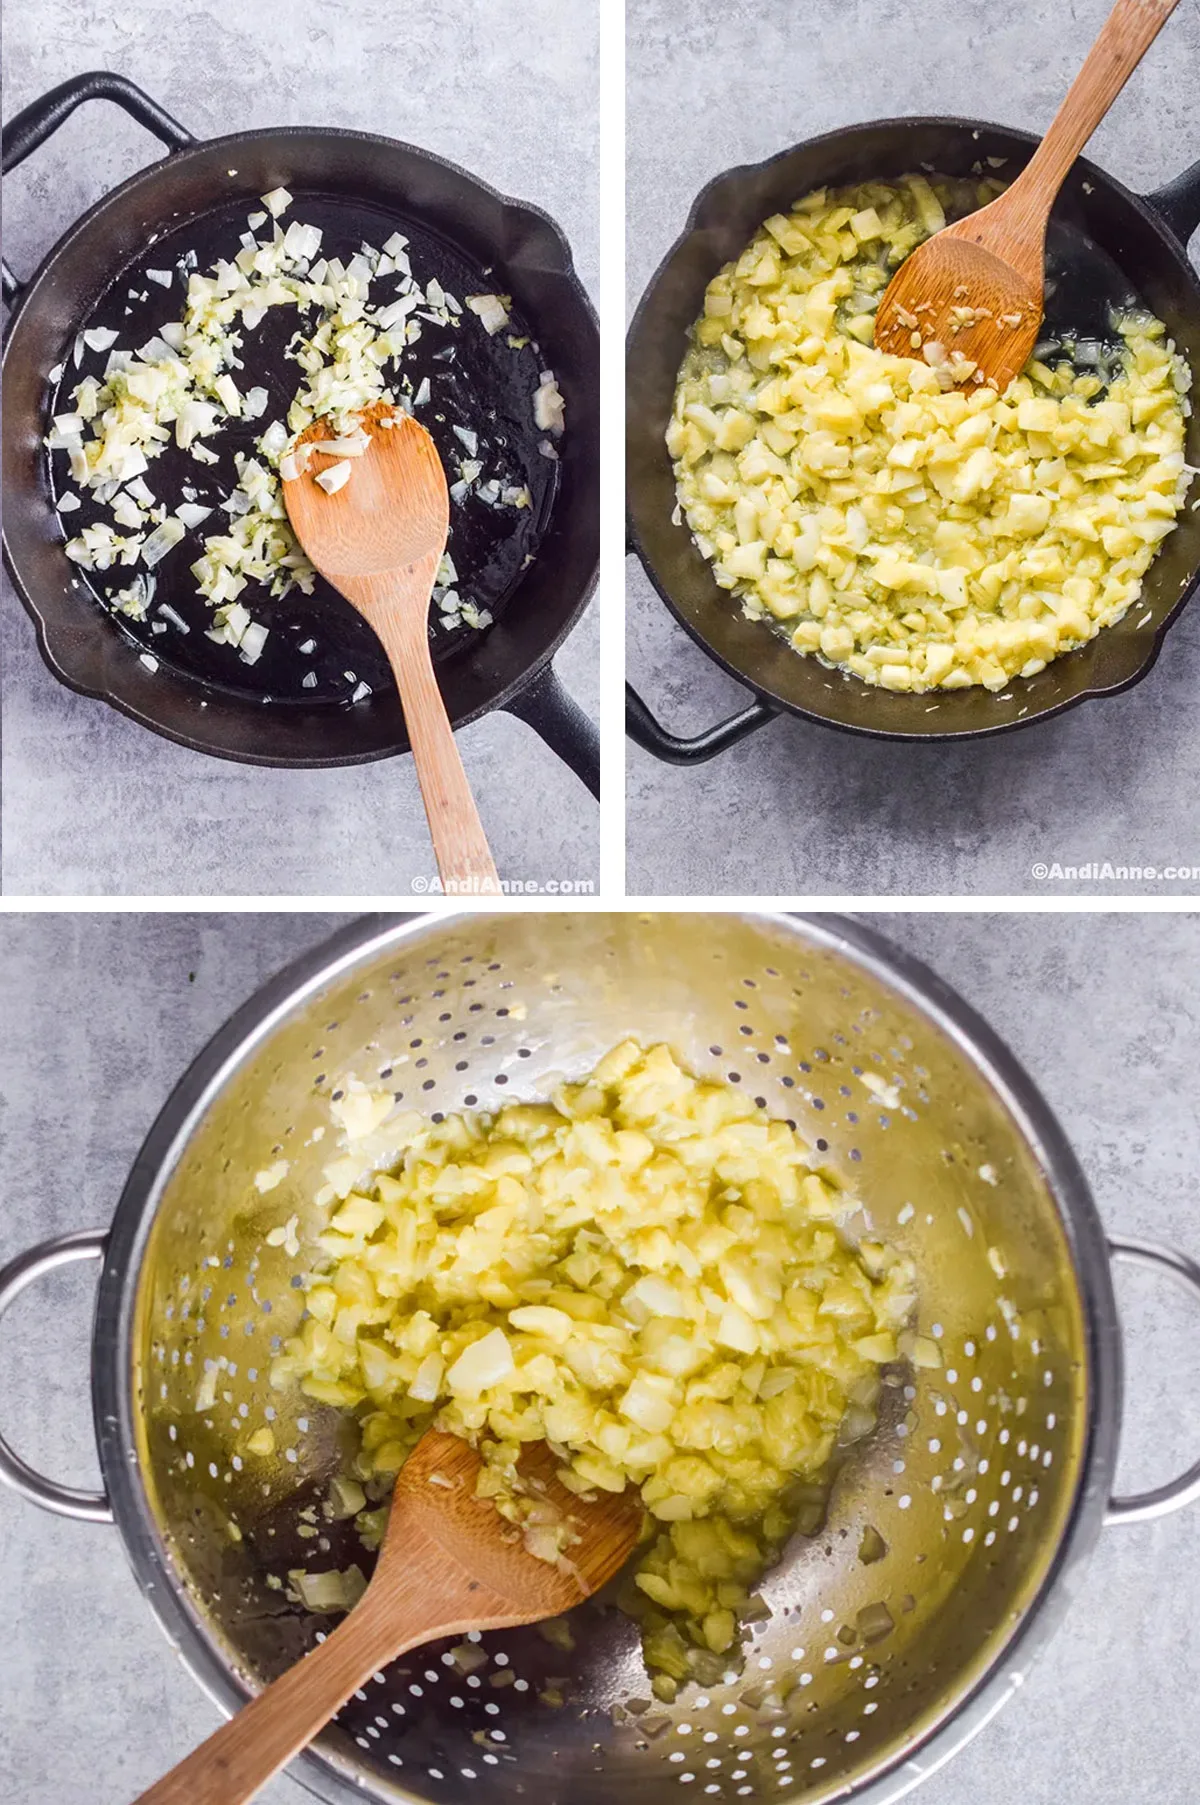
[874,0,1180,390]
[135,1429,641,1805]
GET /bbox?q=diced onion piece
[145,269,173,287]
[239,620,269,664]
[289,1566,367,1614]
[56,492,82,514]
[176,503,213,529]
[466,293,510,335]
[328,1475,366,1519]
[260,420,289,460]
[534,371,566,433]
[141,518,186,567]
[445,1328,514,1397]
[214,373,242,416]
[243,386,269,420]
[261,186,293,218]
[308,430,370,457]
[407,1352,444,1402]
[315,461,352,495]
[82,327,118,352]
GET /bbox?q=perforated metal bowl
[3,912,1199,1805]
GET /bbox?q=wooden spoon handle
[132,1592,439,1805]
[1017,0,1179,202]
[374,565,500,894]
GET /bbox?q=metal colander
[6,911,1200,1805]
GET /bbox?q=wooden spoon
[134,1430,641,1805]
[874,0,1180,390]
[284,403,500,892]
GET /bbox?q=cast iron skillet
[3,72,599,789]
[626,119,1200,763]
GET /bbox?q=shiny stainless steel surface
[4,914,1199,1805]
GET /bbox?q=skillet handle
[2,70,194,307]
[1104,1234,1200,1526]
[504,663,600,798]
[1144,155,1200,246]
[626,681,778,765]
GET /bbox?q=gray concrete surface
[626,0,1200,896]
[1,0,599,897]
[1,908,1198,1804]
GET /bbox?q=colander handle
[1105,1234,1200,1526]
[0,1229,113,1524]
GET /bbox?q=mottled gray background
[1,909,1198,1803]
[626,0,1200,897]
[1,0,599,897]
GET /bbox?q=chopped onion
[374,295,417,331]
[112,495,146,530]
[247,209,268,230]
[141,518,186,567]
[82,327,118,352]
[382,231,409,258]
[243,386,269,420]
[56,492,82,514]
[283,220,322,261]
[48,362,64,384]
[239,620,269,663]
[452,424,478,456]
[261,187,293,218]
[466,293,510,335]
[308,430,369,457]
[214,373,242,416]
[176,502,213,529]
[315,462,352,494]
[159,603,191,633]
[279,453,301,483]
[534,371,566,433]
[446,1328,514,1397]
[260,420,289,459]
[145,269,173,287]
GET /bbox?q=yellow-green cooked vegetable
[670,175,1192,694]
[271,1041,918,1697]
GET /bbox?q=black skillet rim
[3,121,598,769]
[626,115,1200,746]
